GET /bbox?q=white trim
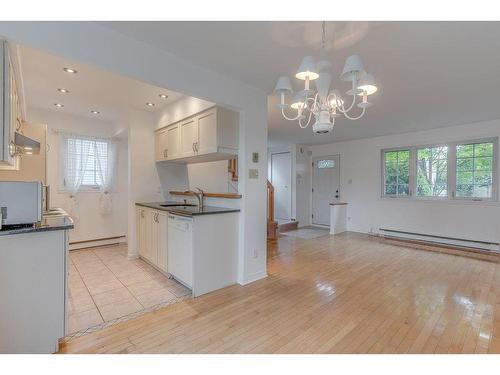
[380,137,498,202]
[239,270,268,286]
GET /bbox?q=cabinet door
[179,117,197,157]
[156,211,168,273]
[166,124,180,160]
[155,128,168,161]
[147,210,159,264]
[196,108,217,155]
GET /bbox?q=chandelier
[273,22,378,134]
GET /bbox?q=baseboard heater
[379,228,500,253]
[69,235,126,250]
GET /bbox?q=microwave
[0,181,43,227]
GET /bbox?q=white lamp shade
[296,56,319,80]
[340,55,365,81]
[274,76,293,94]
[357,73,378,95]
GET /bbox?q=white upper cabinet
[179,117,198,158]
[155,106,239,163]
[1,40,21,168]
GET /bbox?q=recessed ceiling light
[57,88,70,93]
[54,103,64,108]
[146,102,155,107]
[90,110,100,114]
[63,67,77,74]
[158,94,168,99]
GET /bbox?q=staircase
[267,180,278,240]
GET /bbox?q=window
[383,149,410,196]
[317,159,336,169]
[381,138,497,201]
[456,142,494,198]
[62,135,114,191]
[416,146,448,197]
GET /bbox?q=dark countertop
[136,201,240,217]
[0,211,74,237]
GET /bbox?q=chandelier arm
[281,107,302,121]
[298,109,314,128]
[337,94,358,113]
[342,106,366,121]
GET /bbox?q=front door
[312,155,340,226]
[271,152,292,222]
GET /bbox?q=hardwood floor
[59,232,500,353]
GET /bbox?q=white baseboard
[239,270,268,286]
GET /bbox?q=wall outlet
[253,248,258,258]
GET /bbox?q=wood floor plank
[59,232,500,354]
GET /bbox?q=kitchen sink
[159,203,197,207]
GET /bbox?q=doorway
[312,155,340,226]
[270,152,292,223]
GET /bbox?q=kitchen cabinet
[154,106,239,163]
[179,117,197,158]
[1,40,22,168]
[155,123,180,162]
[136,206,168,273]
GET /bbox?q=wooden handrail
[267,179,274,223]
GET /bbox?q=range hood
[13,132,41,155]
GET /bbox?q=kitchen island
[0,212,73,353]
[135,202,240,297]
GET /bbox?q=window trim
[381,137,498,202]
[381,147,413,199]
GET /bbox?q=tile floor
[68,244,191,336]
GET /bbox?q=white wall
[1,22,268,283]
[306,119,500,243]
[27,107,128,244]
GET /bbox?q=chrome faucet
[187,187,204,209]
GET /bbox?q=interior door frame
[270,151,293,222]
[311,154,341,227]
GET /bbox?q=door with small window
[312,155,340,226]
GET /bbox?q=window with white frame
[381,138,497,201]
[62,136,113,191]
[383,149,410,196]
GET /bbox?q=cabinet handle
[192,142,196,153]
[195,142,198,153]
[141,210,145,218]
[163,149,168,158]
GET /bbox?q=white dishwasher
[167,214,193,288]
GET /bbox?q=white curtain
[95,139,117,215]
[60,133,118,220]
[61,134,92,222]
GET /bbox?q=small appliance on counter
[0,181,43,230]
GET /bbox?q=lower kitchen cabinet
[136,206,168,273]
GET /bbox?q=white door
[271,152,292,222]
[312,155,340,226]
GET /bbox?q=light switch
[248,169,259,179]
[252,152,259,163]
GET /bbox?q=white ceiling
[19,45,186,124]
[100,21,500,145]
